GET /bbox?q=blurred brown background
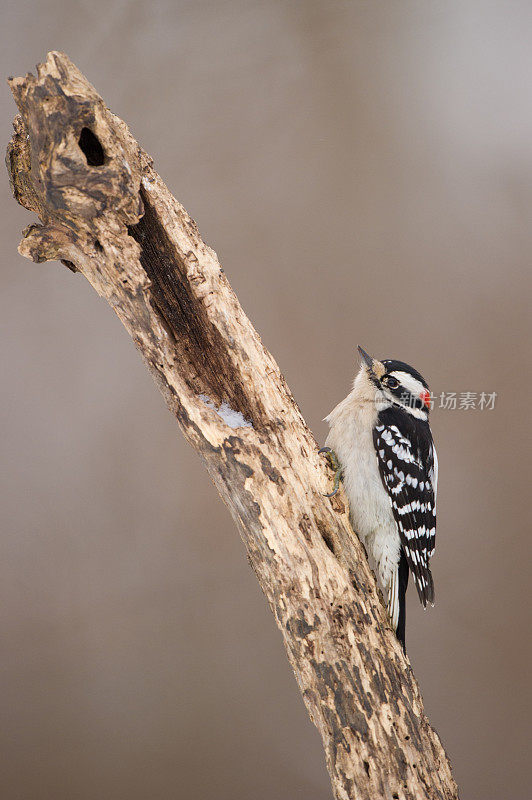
[1,2,531,799]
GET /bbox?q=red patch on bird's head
[420,390,431,409]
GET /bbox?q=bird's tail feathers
[387,568,400,634]
[387,550,409,653]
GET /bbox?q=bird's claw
[318,447,342,497]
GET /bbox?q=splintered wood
[6,52,458,800]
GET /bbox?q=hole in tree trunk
[78,127,105,166]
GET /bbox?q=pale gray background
[1,2,531,799]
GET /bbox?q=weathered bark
[6,52,459,800]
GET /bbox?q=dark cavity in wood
[127,187,257,423]
[78,127,105,166]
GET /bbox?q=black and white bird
[323,346,438,652]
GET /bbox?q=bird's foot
[318,447,342,497]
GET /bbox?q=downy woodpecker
[323,346,438,652]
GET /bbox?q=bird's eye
[386,377,399,389]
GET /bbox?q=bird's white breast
[324,380,400,591]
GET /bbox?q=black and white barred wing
[373,416,437,607]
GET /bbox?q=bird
[322,346,438,652]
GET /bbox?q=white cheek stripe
[390,371,425,398]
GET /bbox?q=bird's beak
[358,345,386,380]
[357,345,374,371]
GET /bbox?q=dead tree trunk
[6,52,459,800]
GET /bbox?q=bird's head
[356,345,431,419]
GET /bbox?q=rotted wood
[6,52,459,800]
